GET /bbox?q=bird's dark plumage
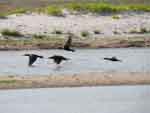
[24,54,43,66]
[63,34,75,52]
[48,55,69,64]
[104,56,121,62]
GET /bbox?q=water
[0,48,149,75]
[0,85,150,113]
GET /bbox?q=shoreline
[0,72,150,90]
[0,35,150,50]
[0,12,150,50]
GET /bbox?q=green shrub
[33,34,46,39]
[52,29,63,34]
[0,80,17,84]
[113,30,119,34]
[81,31,90,37]
[93,30,101,34]
[0,13,7,19]
[66,3,150,13]
[10,8,28,14]
[112,15,120,19]
[1,29,23,37]
[44,6,63,16]
[140,27,149,33]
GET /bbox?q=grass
[66,3,150,13]
[1,3,150,17]
[0,35,149,49]
[0,34,64,47]
[8,8,28,15]
[1,29,23,37]
[0,13,7,19]
[44,6,63,16]
[0,80,17,84]
[112,15,120,19]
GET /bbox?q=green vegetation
[44,6,63,16]
[0,13,7,19]
[113,30,120,34]
[1,29,23,37]
[0,80,16,84]
[140,27,149,33]
[9,8,28,14]
[129,27,150,34]
[112,15,120,19]
[52,29,63,34]
[66,3,150,13]
[93,30,101,34]
[0,34,64,48]
[1,3,150,17]
[32,34,47,39]
[81,31,90,37]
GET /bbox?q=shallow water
[0,48,149,75]
[0,85,150,113]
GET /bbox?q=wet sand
[0,72,150,89]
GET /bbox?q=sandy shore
[0,12,150,49]
[0,72,150,89]
[0,12,150,35]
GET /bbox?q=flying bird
[48,55,69,64]
[63,33,75,52]
[23,54,43,66]
[104,56,122,62]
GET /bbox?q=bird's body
[104,56,121,62]
[48,55,69,64]
[24,54,43,66]
[63,34,75,52]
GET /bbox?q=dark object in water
[63,33,75,52]
[104,56,122,62]
[48,55,69,64]
[23,54,43,66]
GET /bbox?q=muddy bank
[0,72,150,89]
[0,36,150,50]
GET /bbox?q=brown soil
[0,72,150,90]
[0,37,149,50]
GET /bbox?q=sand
[0,72,150,89]
[0,12,150,36]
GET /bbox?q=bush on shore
[1,29,23,37]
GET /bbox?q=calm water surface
[0,85,150,113]
[0,48,149,75]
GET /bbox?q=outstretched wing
[29,55,37,66]
[61,56,69,60]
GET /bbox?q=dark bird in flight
[63,33,75,52]
[23,54,43,66]
[48,55,69,64]
[104,56,122,62]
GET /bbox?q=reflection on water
[0,48,149,75]
[0,85,150,113]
